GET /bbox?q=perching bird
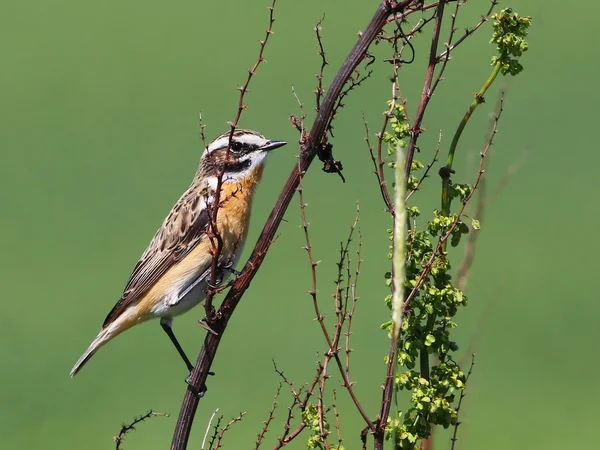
[70,129,287,376]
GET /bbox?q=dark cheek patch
[225,158,252,174]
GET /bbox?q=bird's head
[198,129,287,185]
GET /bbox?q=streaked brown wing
[103,185,211,327]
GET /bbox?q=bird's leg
[160,318,194,372]
[160,318,215,396]
[225,266,241,276]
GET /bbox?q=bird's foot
[185,374,208,398]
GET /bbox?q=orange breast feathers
[133,165,265,320]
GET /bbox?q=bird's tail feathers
[70,309,137,377]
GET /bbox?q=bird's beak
[260,140,287,152]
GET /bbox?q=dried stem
[114,410,169,450]
[203,0,278,316]
[437,0,498,61]
[405,130,441,201]
[403,0,447,180]
[450,354,476,450]
[315,17,328,113]
[332,390,343,449]
[214,412,246,450]
[201,409,219,450]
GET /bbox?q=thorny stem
[214,412,246,450]
[403,0,447,181]
[114,411,169,450]
[405,130,441,201]
[298,161,372,431]
[201,409,219,450]
[437,0,498,61]
[204,0,278,315]
[315,17,328,113]
[450,355,476,450]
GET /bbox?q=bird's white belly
[149,248,243,319]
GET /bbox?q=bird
[70,129,287,377]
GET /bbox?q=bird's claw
[185,374,208,398]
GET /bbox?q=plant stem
[391,141,407,450]
[440,60,502,250]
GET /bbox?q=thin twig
[114,410,169,450]
[201,409,219,450]
[403,0,447,180]
[206,416,223,450]
[255,384,282,449]
[405,130,442,201]
[344,211,362,381]
[437,0,498,61]
[430,0,462,95]
[450,354,476,450]
[214,412,246,450]
[315,16,328,113]
[272,362,306,449]
[332,390,343,450]
[203,0,278,317]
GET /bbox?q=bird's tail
[70,309,137,377]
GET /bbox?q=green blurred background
[1,0,597,448]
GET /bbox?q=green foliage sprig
[381,8,531,449]
[491,8,532,76]
[442,8,531,225]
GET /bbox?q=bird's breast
[142,178,257,318]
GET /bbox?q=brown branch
[171,2,416,449]
[364,117,393,211]
[298,160,370,431]
[437,0,498,62]
[332,390,343,450]
[203,0,278,316]
[317,361,331,450]
[405,129,442,201]
[403,0,447,180]
[429,0,462,95]
[344,214,362,381]
[114,410,169,450]
[315,16,328,113]
[274,425,306,450]
[450,354,475,450]
[255,384,282,449]
[214,412,246,450]
[272,362,306,449]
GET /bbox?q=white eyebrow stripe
[236,133,267,146]
[206,137,229,154]
[204,133,268,154]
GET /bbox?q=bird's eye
[230,141,243,153]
